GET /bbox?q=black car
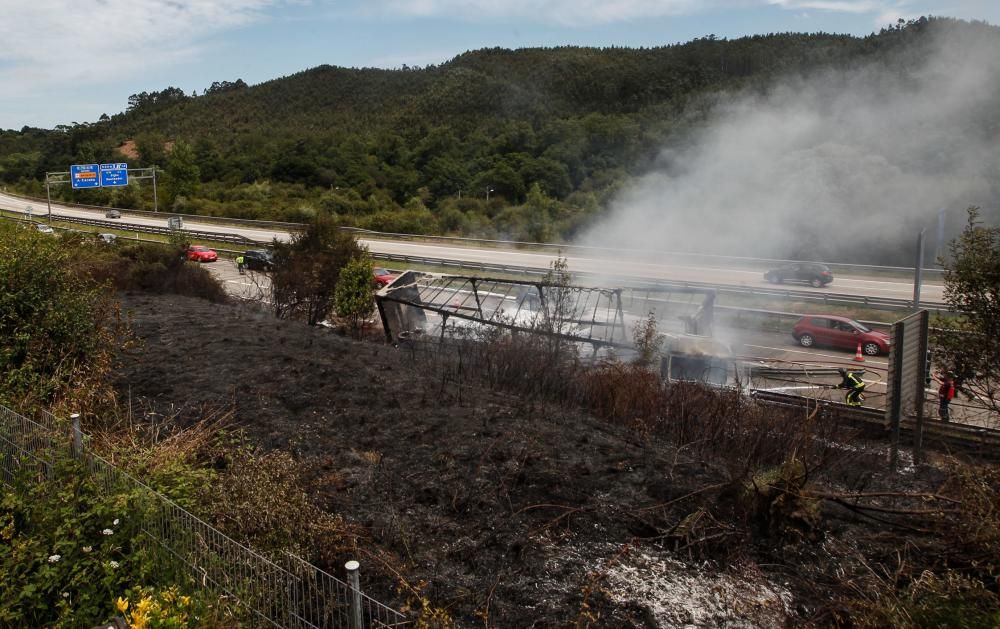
[763,262,833,288]
[242,249,274,271]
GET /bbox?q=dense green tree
[163,140,200,210]
[270,217,362,325]
[335,251,376,334]
[933,207,1000,416]
[2,17,998,265]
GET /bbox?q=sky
[2,0,999,130]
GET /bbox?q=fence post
[345,560,363,629]
[71,413,82,458]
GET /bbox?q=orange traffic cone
[854,342,865,362]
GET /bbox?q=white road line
[743,343,889,367]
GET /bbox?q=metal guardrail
[3,190,304,232]
[1,208,944,316]
[369,252,947,311]
[751,390,1000,453]
[351,228,947,279]
[0,405,407,628]
[48,213,265,246]
[3,193,950,313]
[5,189,945,277]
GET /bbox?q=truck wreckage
[374,271,738,386]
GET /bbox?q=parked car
[764,262,833,288]
[186,245,218,263]
[373,267,398,287]
[792,315,890,356]
[35,224,55,234]
[242,249,274,271]
[105,209,121,219]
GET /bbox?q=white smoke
[580,20,1000,264]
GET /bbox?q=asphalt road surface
[0,191,945,304]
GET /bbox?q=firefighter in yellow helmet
[837,367,866,406]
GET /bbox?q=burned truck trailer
[374,270,734,385]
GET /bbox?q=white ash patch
[603,549,793,628]
[538,542,794,627]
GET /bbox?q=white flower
[48,554,61,563]
[113,519,120,526]
[108,560,119,569]
[82,546,92,553]
[61,592,69,598]
[102,529,114,536]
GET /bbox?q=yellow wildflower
[115,597,129,613]
[179,595,191,607]
[136,596,153,615]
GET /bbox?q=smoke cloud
[579,20,1000,265]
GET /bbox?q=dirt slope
[113,293,800,626]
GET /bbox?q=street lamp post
[913,228,926,307]
[486,186,494,202]
[935,208,947,264]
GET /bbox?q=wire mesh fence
[0,404,408,628]
[0,405,56,484]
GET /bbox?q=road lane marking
[742,343,889,367]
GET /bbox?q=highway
[180,257,998,429]
[0,190,946,304]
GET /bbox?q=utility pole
[486,186,494,202]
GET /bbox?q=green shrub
[0,457,184,626]
[0,224,121,414]
[335,252,376,333]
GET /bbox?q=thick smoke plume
[580,20,1000,265]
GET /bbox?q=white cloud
[767,0,884,14]
[371,0,1000,26]
[0,0,290,98]
[372,0,721,25]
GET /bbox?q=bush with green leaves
[335,251,376,333]
[270,216,363,324]
[0,223,120,414]
[0,456,203,626]
[934,206,1000,415]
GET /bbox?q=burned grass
[113,293,1000,627]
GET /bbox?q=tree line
[1,17,997,263]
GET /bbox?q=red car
[186,245,218,263]
[373,267,397,287]
[793,315,890,356]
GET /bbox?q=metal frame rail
[48,213,262,246]
[370,253,946,311]
[751,390,1000,454]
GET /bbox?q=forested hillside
[2,17,997,262]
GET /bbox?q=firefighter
[837,367,866,406]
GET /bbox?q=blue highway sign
[99,163,129,187]
[70,164,100,189]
